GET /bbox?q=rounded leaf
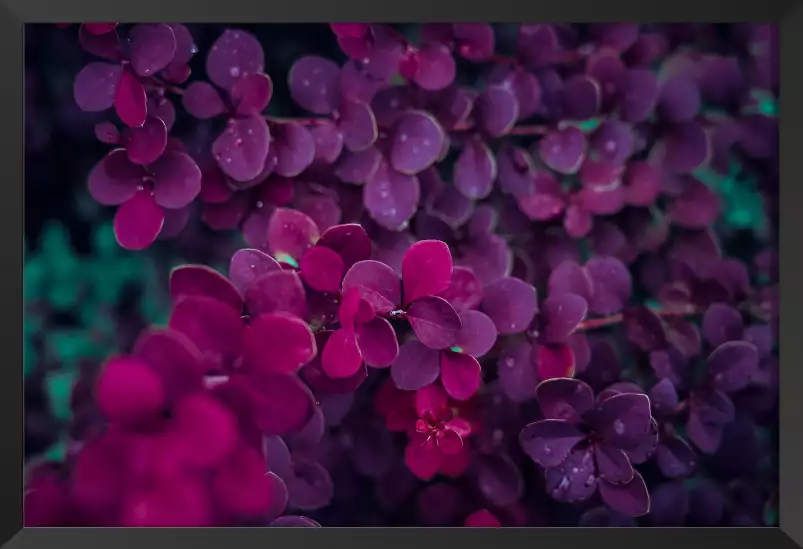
[266,208,320,263]
[318,223,372,269]
[170,264,243,311]
[247,373,315,436]
[481,276,538,335]
[212,115,271,182]
[454,139,496,200]
[244,313,317,375]
[169,295,244,371]
[232,73,273,116]
[321,328,363,379]
[536,344,576,380]
[228,248,282,295]
[598,471,650,517]
[272,123,316,178]
[114,190,164,250]
[150,150,203,209]
[299,246,345,294]
[132,327,204,403]
[129,24,177,77]
[519,419,584,468]
[541,294,588,344]
[390,111,445,175]
[122,116,168,165]
[412,43,456,91]
[453,310,497,358]
[245,270,308,319]
[402,239,454,305]
[74,62,122,112]
[391,340,441,391]
[288,55,341,114]
[476,86,518,137]
[95,356,166,426]
[338,99,378,152]
[406,296,462,350]
[355,317,399,368]
[88,148,143,206]
[364,163,421,230]
[440,351,481,401]
[707,341,759,393]
[538,126,586,174]
[536,377,595,423]
[584,257,632,315]
[206,29,265,91]
[342,260,401,313]
[182,82,227,119]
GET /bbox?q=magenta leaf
[266,208,321,263]
[122,116,168,165]
[535,377,595,423]
[598,471,650,517]
[341,260,401,313]
[114,70,147,128]
[355,317,399,367]
[232,73,273,116]
[519,419,585,468]
[114,190,164,250]
[440,351,481,400]
[129,24,177,77]
[170,264,243,311]
[182,82,227,119]
[391,339,441,391]
[206,29,265,92]
[322,328,363,379]
[402,239,454,305]
[88,149,143,206]
[150,150,203,209]
[453,310,497,358]
[245,270,308,319]
[74,62,122,113]
[299,246,345,294]
[288,55,341,115]
[481,276,538,335]
[406,296,462,350]
[228,248,282,295]
[390,111,445,175]
[244,313,317,375]
[212,115,271,182]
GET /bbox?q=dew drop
[400,134,408,142]
[229,66,241,78]
[613,419,625,435]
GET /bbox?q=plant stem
[577,304,700,332]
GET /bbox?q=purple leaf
[390,339,442,391]
[406,296,461,350]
